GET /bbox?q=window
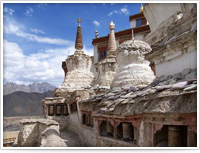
[82,114,87,125]
[48,105,54,116]
[70,102,77,113]
[121,122,134,141]
[100,121,107,136]
[63,105,69,115]
[82,111,93,127]
[136,18,147,27]
[100,121,114,138]
[87,114,94,127]
[136,19,142,27]
[168,125,187,147]
[97,46,108,62]
[98,51,107,61]
[56,105,62,116]
[90,114,94,126]
[117,122,134,141]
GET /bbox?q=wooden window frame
[48,105,54,116]
[63,105,69,116]
[55,105,63,116]
[81,110,93,127]
[70,101,77,113]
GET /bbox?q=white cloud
[83,47,93,56]
[4,24,19,33]
[3,7,15,16]
[108,12,113,17]
[93,20,100,27]
[3,40,93,86]
[121,5,129,15]
[108,10,121,17]
[30,28,45,34]
[4,21,73,45]
[16,32,72,45]
[25,7,34,17]
[108,5,129,17]
[3,40,25,82]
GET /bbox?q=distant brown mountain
[3,91,54,117]
[3,82,56,95]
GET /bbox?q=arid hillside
[3,91,54,117]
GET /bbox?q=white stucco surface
[155,51,197,77]
[130,20,136,28]
[143,3,182,32]
[112,39,155,88]
[93,45,98,64]
[135,34,144,40]
[62,54,94,88]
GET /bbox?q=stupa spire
[107,21,117,58]
[75,17,84,52]
[140,3,144,13]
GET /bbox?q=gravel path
[60,129,86,147]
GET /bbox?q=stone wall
[18,119,67,147]
[144,3,197,77]
[138,121,152,147]
[46,116,69,130]
[64,112,137,147]
[143,3,196,32]
[44,100,137,147]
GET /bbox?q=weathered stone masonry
[40,3,197,147]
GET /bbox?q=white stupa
[62,18,94,89]
[112,37,155,88]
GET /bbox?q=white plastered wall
[93,45,98,64]
[143,3,182,32]
[130,19,136,28]
[155,51,197,77]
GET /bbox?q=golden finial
[140,3,143,13]
[77,17,82,26]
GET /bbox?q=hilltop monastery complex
[17,3,197,147]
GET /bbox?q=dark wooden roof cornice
[129,12,144,21]
[92,25,150,45]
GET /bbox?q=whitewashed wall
[155,51,197,77]
[144,3,182,32]
[93,45,98,64]
[130,20,136,28]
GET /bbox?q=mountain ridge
[3,82,56,95]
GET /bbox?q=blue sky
[3,2,142,86]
